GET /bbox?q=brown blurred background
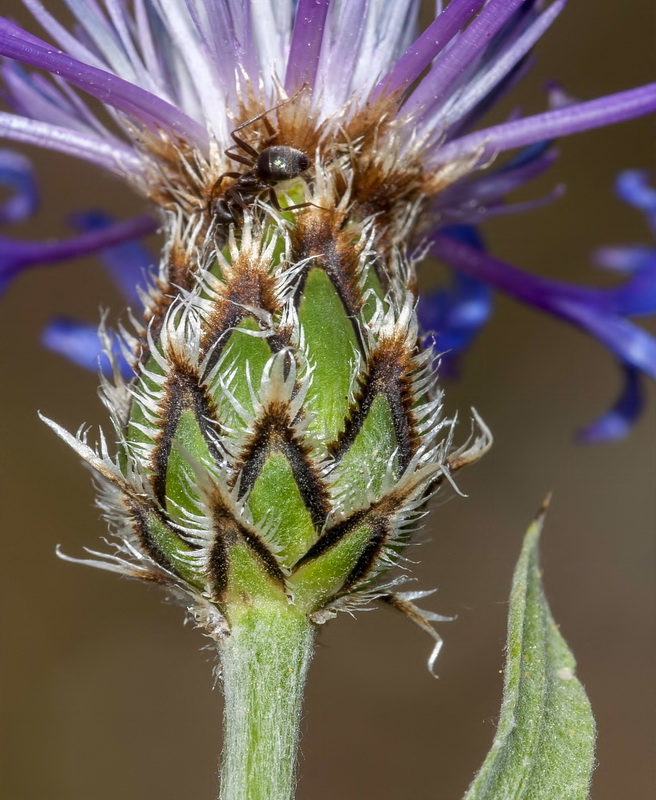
[1,2,654,799]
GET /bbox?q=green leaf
[463,499,596,800]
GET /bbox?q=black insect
[209,100,312,225]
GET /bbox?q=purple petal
[577,366,644,443]
[42,317,132,377]
[0,148,38,223]
[0,61,123,151]
[447,48,534,140]
[0,111,143,174]
[403,0,528,120]
[67,0,152,88]
[69,211,155,304]
[133,0,172,89]
[435,140,558,217]
[0,16,51,48]
[1,59,123,143]
[431,83,656,167]
[2,59,88,129]
[429,231,656,379]
[497,139,556,171]
[0,213,158,294]
[285,0,330,92]
[561,298,656,378]
[314,0,420,114]
[22,0,107,69]
[451,183,565,223]
[0,18,208,147]
[141,1,226,140]
[192,0,258,90]
[315,0,369,110]
[436,0,567,132]
[589,172,656,314]
[374,0,485,99]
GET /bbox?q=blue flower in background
[0,151,156,373]
[417,225,493,380]
[578,171,656,442]
[422,171,656,441]
[0,0,653,437]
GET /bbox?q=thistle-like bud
[43,99,490,658]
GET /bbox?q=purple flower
[0,0,654,434]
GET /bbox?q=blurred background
[1,1,654,799]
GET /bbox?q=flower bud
[44,144,489,652]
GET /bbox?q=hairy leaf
[463,500,596,800]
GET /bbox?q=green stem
[218,603,314,800]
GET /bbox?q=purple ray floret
[373,0,486,99]
[616,170,656,230]
[431,0,567,132]
[0,112,143,173]
[417,225,492,378]
[432,84,656,167]
[0,213,158,295]
[575,172,656,441]
[430,170,656,441]
[285,0,330,92]
[403,0,528,119]
[577,366,643,444]
[594,244,655,274]
[433,140,560,223]
[0,19,208,147]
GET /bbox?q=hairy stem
[218,603,314,800]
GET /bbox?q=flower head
[1,1,655,660]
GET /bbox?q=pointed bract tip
[537,491,553,521]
